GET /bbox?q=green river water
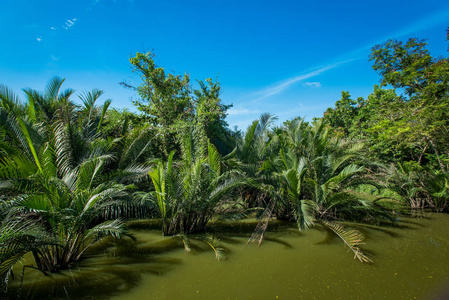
[8,213,449,299]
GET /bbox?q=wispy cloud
[392,9,449,39]
[303,82,321,88]
[50,26,56,30]
[253,59,352,101]
[227,107,260,116]
[63,18,78,30]
[36,37,42,42]
[50,55,59,61]
[350,8,449,57]
[251,8,449,102]
[227,8,449,128]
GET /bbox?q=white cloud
[252,59,351,101]
[303,82,321,88]
[36,37,42,42]
[50,26,56,30]
[50,55,59,61]
[228,107,260,116]
[63,18,78,30]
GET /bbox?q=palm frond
[246,198,275,245]
[0,84,24,118]
[194,236,226,261]
[84,219,130,240]
[44,76,65,102]
[321,220,372,263]
[293,199,316,231]
[173,233,191,252]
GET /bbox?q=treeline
[324,30,449,210]
[0,31,448,295]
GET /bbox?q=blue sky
[1,0,448,129]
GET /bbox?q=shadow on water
[6,214,449,300]
[7,233,187,300]
[262,237,293,248]
[7,220,266,300]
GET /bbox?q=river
[9,213,449,299]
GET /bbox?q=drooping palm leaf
[321,220,372,263]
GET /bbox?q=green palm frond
[114,164,150,183]
[77,157,105,190]
[117,128,154,168]
[53,120,77,176]
[0,218,53,287]
[44,76,65,102]
[293,199,316,231]
[0,84,24,117]
[325,164,364,186]
[18,119,43,174]
[207,141,221,175]
[85,219,130,240]
[13,193,54,213]
[0,154,36,179]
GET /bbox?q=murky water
[8,213,449,299]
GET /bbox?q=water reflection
[6,214,449,300]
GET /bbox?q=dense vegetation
[1,30,448,295]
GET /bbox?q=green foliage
[192,78,233,153]
[369,34,449,170]
[386,161,449,211]
[244,117,390,261]
[0,78,145,278]
[2,31,448,289]
[323,91,363,136]
[122,52,232,157]
[141,133,243,236]
[324,30,449,173]
[0,216,53,291]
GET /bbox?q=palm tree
[23,76,75,124]
[230,113,279,211]
[139,133,243,236]
[0,117,135,272]
[248,118,389,262]
[386,161,449,212]
[0,79,138,273]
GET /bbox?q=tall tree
[369,32,449,170]
[122,52,231,156]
